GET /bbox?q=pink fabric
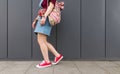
[48,1,64,25]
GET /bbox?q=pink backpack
[48,1,64,26]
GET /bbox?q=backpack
[38,0,64,26]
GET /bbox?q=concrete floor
[0,61,120,74]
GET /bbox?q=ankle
[44,60,51,63]
[56,54,61,57]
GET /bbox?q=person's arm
[40,2,54,25]
[32,15,39,28]
[43,2,54,18]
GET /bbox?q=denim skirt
[34,17,52,36]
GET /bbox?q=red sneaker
[52,54,63,65]
[36,60,52,68]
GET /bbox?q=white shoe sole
[36,64,51,68]
[52,56,63,65]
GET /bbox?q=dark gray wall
[8,0,32,59]
[81,0,105,59]
[0,0,120,60]
[0,0,7,58]
[106,0,120,59]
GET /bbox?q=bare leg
[37,33,50,62]
[45,42,60,57]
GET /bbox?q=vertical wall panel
[57,0,80,59]
[32,0,57,59]
[81,0,105,59]
[0,0,7,58]
[8,0,31,58]
[106,0,120,59]
[32,0,42,59]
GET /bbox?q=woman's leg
[45,42,60,57]
[37,33,50,62]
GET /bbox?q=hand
[40,16,47,26]
[32,17,39,29]
[32,21,36,29]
